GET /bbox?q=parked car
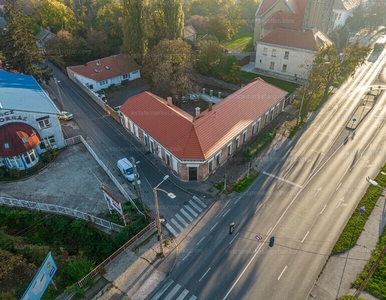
[57,111,74,121]
[97,93,106,101]
[117,158,139,184]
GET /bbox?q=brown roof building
[119,78,289,181]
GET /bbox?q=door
[188,167,198,181]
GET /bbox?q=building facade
[67,54,141,93]
[119,78,289,181]
[0,71,66,170]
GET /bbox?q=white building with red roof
[67,54,140,92]
[119,78,289,181]
[253,0,334,81]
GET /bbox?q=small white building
[255,28,333,80]
[331,0,365,30]
[0,71,66,170]
[67,54,141,92]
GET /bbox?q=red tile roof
[259,28,333,51]
[262,11,303,30]
[120,78,287,160]
[67,54,139,82]
[0,122,41,156]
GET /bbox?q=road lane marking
[266,227,273,236]
[199,268,211,282]
[151,278,174,300]
[164,284,181,300]
[320,205,327,215]
[336,182,342,191]
[223,209,230,217]
[189,199,203,212]
[229,232,239,245]
[185,205,198,217]
[301,231,309,243]
[255,203,263,214]
[197,236,205,245]
[176,289,189,300]
[182,250,191,261]
[234,197,241,204]
[314,187,322,197]
[180,208,193,222]
[210,222,218,231]
[262,171,302,188]
[278,266,287,280]
[166,223,179,237]
[193,195,207,207]
[176,213,188,227]
[171,218,184,232]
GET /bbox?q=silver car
[57,111,73,121]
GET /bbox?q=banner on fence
[101,185,126,226]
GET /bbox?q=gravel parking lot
[0,143,126,217]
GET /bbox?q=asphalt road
[149,46,386,299]
[46,63,201,229]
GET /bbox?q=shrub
[8,167,20,177]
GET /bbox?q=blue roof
[0,71,59,114]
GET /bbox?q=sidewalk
[309,195,386,300]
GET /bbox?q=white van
[117,158,135,182]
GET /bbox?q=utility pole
[54,77,65,111]
[130,157,144,208]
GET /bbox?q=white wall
[255,43,316,80]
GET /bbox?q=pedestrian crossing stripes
[151,278,197,300]
[165,196,206,237]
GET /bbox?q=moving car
[57,111,73,121]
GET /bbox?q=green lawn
[222,27,253,50]
[242,71,299,94]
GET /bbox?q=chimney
[209,100,212,111]
[202,88,205,94]
[167,97,172,106]
[210,89,213,97]
[241,84,245,88]
[218,92,222,98]
[195,107,200,117]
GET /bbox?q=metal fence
[77,221,156,288]
[0,196,124,232]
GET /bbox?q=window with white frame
[263,48,268,55]
[122,73,129,80]
[282,64,287,72]
[37,117,51,129]
[235,136,240,148]
[40,136,56,150]
[284,51,289,59]
[227,143,232,156]
[99,80,108,86]
[166,152,170,166]
[243,130,247,143]
[271,49,277,57]
[257,118,261,133]
[208,158,213,172]
[23,149,37,165]
[144,133,149,146]
[270,108,274,121]
[216,152,221,166]
[252,122,256,134]
[275,104,279,116]
[270,62,275,69]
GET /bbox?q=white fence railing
[0,196,124,232]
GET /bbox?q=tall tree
[195,40,224,75]
[153,0,184,40]
[142,39,195,107]
[122,0,150,63]
[0,2,52,83]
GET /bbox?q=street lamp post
[153,175,176,257]
[130,157,143,208]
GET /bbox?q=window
[275,104,279,116]
[243,130,247,143]
[263,48,268,55]
[37,117,51,129]
[99,80,108,86]
[208,159,213,172]
[270,62,275,70]
[284,51,289,59]
[216,153,221,166]
[264,112,269,124]
[144,134,149,146]
[271,49,277,57]
[4,143,9,149]
[252,122,256,134]
[122,73,129,80]
[23,149,37,165]
[166,153,170,166]
[256,118,261,133]
[270,108,274,121]
[282,64,287,72]
[40,136,56,150]
[236,136,240,148]
[227,143,232,156]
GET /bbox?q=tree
[85,28,109,60]
[0,2,52,83]
[195,40,224,75]
[153,0,184,40]
[142,39,196,107]
[208,15,232,41]
[96,2,123,40]
[186,15,209,33]
[219,55,241,83]
[122,0,150,63]
[239,0,259,27]
[45,29,80,61]
[38,0,80,33]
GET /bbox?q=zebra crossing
[165,196,206,237]
[151,278,197,300]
